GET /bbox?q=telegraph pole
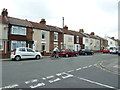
[62,17,64,28]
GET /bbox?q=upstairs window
[68,36,72,42]
[85,39,89,43]
[42,31,46,40]
[76,36,79,43]
[11,26,26,35]
[54,32,58,41]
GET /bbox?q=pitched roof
[7,16,32,27]
[86,34,100,40]
[69,30,86,37]
[47,25,63,33]
[59,28,75,35]
[96,35,107,41]
[29,21,49,30]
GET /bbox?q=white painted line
[49,78,61,83]
[56,72,66,76]
[82,66,88,69]
[1,84,19,89]
[94,64,97,66]
[88,65,92,67]
[67,70,74,72]
[25,79,38,84]
[42,78,46,80]
[46,75,54,79]
[76,77,116,89]
[76,68,82,71]
[61,74,73,79]
[30,83,45,88]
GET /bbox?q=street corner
[98,59,119,75]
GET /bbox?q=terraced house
[47,25,64,51]
[30,19,50,55]
[60,25,74,50]
[0,9,33,58]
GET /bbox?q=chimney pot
[79,29,84,33]
[63,25,68,30]
[90,32,95,35]
[40,18,46,24]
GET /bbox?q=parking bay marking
[75,76,116,89]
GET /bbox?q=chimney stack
[40,18,46,24]
[1,8,8,17]
[63,25,68,30]
[79,29,84,33]
[111,37,115,39]
[90,32,95,35]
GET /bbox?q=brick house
[69,30,84,51]
[47,25,64,51]
[0,9,33,58]
[0,9,9,58]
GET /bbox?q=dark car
[79,49,94,55]
[59,49,78,57]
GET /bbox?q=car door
[26,48,36,58]
[18,48,27,59]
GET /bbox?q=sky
[0,0,119,39]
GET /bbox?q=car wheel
[66,54,69,57]
[36,55,40,59]
[15,56,21,61]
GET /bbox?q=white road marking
[49,78,61,83]
[88,65,92,67]
[82,66,88,69]
[56,72,66,76]
[42,78,46,80]
[94,64,97,66]
[1,84,19,89]
[61,74,73,79]
[30,82,45,88]
[46,75,54,79]
[67,70,74,72]
[76,68,81,71]
[25,79,38,84]
[76,77,116,89]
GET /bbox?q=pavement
[98,56,120,75]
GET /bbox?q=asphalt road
[1,53,119,89]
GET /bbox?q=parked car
[102,49,110,53]
[11,47,42,61]
[79,49,94,55]
[59,49,78,57]
[109,47,118,54]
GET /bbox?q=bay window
[11,26,26,35]
[11,41,26,50]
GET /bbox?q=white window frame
[11,41,26,50]
[54,32,58,41]
[11,26,26,35]
[76,36,79,43]
[68,36,72,42]
[0,40,4,50]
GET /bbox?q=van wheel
[15,56,21,61]
[36,55,40,59]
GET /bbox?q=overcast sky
[0,0,119,39]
